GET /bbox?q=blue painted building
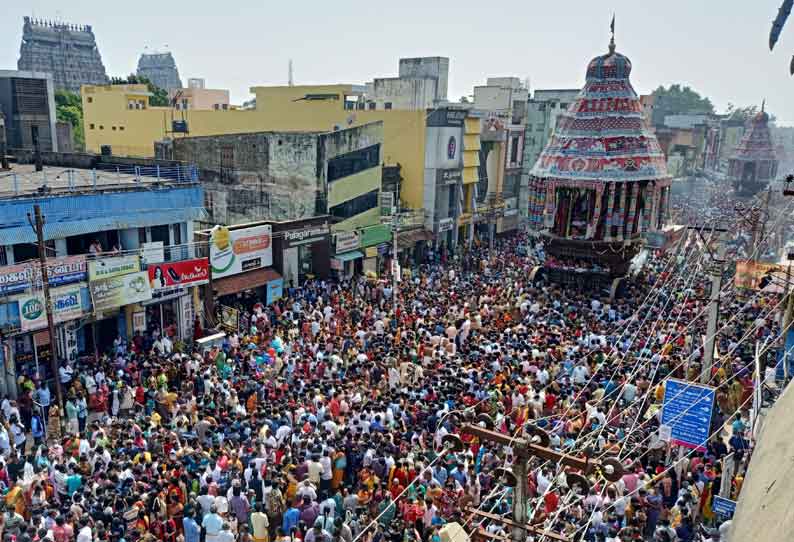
[0,163,204,397]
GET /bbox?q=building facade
[0,70,59,152]
[366,57,449,111]
[169,86,230,110]
[17,17,109,93]
[0,161,204,397]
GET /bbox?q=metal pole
[28,205,64,408]
[392,211,398,311]
[702,237,725,384]
[512,460,528,542]
[13,173,18,195]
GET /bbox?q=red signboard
[147,258,209,291]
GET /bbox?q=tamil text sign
[335,231,360,253]
[210,225,272,279]
[88,255,141,281]
[17,284,85,332]
[0,256,87,295]
[147,258,210,291]
[90,271,152,312]
[661,379,715,451]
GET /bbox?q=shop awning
[396,229,433,249]
[334,250,364,262]
[213,268,281,297]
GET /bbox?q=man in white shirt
[76,517,93,542]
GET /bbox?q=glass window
[327,144,380,182]
[329,189,379,220]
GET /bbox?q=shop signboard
[88,255,141,281]
[335,231,360,253]
[17,284,85,332]
[437,218,455,233]
[210,225,272,279]
[735,260,785,292]
[0,256,87,295]
[147,258,210,291]
[141,242,165,265]
[427,108,467,127]
[283,224,330,249]
[712,496,736,518]
[266,278,284,305]
[90,271,152,312]
[360,224,391,248]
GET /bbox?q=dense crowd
[0,210,781,542]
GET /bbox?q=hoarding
[210,225,272,279]
[147,258,209,290]
[17,284,85,332]
[90,271,152,312]
[661,379,715,451]
[0,256,87,295]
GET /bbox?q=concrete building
[0,70,59,152]
[137,52,182,90]
[17,17,108,93]
[169,86,230,111]
[366,57,449,110]
[0,157,204,397]
[169,122,387,280]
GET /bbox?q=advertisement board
[147,258,210,291]
[90,271,152,312]
[210,225,272,279]
[0,256,87,295]
[141,242,165,265]
[266,278,284,305]
[88,255,141,281]
[17,284,85,332]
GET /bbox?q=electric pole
[27,204,64,408]
[701,233,726,385]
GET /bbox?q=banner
[147,258,209,291]
[218,305,239,332]
[17,284,85,332]
[210,225,272,279]
[0,256,87,295]
[90,271,152,312]
[88,255,141,281]
[735,260,785,292]
[266,278,284,305]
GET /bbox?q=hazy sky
[3,0,793,123]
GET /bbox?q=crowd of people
[0,195,782,542]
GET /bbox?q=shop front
[332,231,363,278]
[274,220,330,287]
[360,224,392,274]
[212,267,283,313]
[143,257,209,341]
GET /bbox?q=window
[112,126,116,131]
[560,102,569,109]
[368,102,376,110]
[0,246,7,266]
[526,124,533,132]
[510,137,520,164]
[119,126,124,131]
[327,144,381,182]
[99,125,104,130]
[384,102,393,110]
[329,189,379,220]
[222,104,228,110]
[213,104,219,110]
[87,97,93,103]
[138,227,148,245]
[89,124,95,130]
[13,241,53,262]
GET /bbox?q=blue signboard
[661,379,715,451]
[712,496,736,518]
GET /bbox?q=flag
[610,14,615,35]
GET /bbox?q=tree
[110,74,170,106]
[54,89,84,150]
[726,103,776,123]
[651,84,715,115]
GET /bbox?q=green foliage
[726,103,776,123]
[651,84,715,115]
[54,90,84,150]
[110,74,171,107]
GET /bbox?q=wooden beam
[466,508,571,542]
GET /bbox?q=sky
[3,0,793,123]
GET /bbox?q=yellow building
[82,83,428,210]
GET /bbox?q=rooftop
[0,163,197,199]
